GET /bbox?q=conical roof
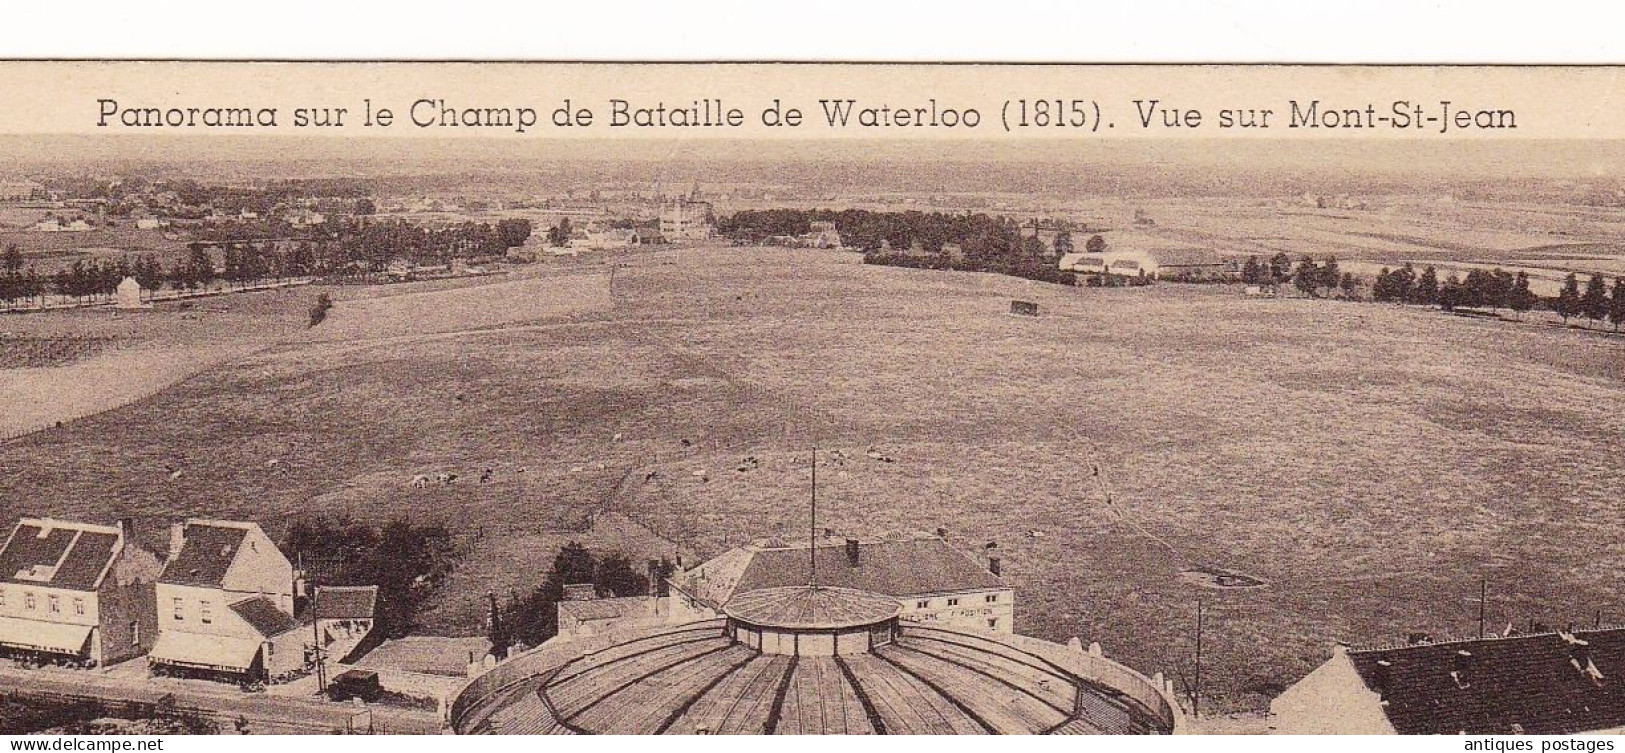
[723,585,900,630]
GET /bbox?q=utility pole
[809,445,817,588]
[311,585,326,695]
[1193,599,1205,718]
[1465,578,1489,640]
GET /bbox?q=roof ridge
[1351,625,1625,654]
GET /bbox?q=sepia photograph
[0,59,1621,740]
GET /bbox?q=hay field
[4,247,1623,712]
[1146,197,1625,284]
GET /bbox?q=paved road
[0,665,442,734]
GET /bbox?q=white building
[1058,235,1233,281]
[1271,630,1625,734]
[0,518,161,667]
[113,277,147,310]
[659,199,713,241]
[149,519,308,684]
[668,531,1014,634]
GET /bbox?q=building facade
[0,518,161,667]
[659,199,713,241]
[149,519,308,683]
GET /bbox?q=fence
[1,276,317,314]
[0,685,383,734]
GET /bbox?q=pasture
[2,247,1623,713]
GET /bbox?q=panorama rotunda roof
[451,616,1180,735]
[723,585,901,630]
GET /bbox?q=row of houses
[0,517,375,686]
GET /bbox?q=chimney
[844,538,860,568]
[935,527,947,540]
[167,522,185,560]
[117,516,135,541]
[988,555,1002,576]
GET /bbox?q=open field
[3,247,1624,713]
[1135,196,1625,297]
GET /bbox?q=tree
[1555,272,1582,323]
[185,245,215,287]
[1413,266,1439,306]
[547,218,572,247]
[1581,272,1609,327]
[1293,256,1320,297]
[1319,255,1341,294]
[1053,231,1074,255]
[1610,277,1625,332]
[1339,272,1359,299]
[1268,252,1293,284]
[1509,271,1536,319]
[1085,234,1106,254]
[1438,273,1466,311]
[1241,256,1265,285]
[594,555,649,598]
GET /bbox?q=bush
[308,292,334,327]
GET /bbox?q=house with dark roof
[314,584,378,660]
[1271,630,1625,734]
[149,519,308,684]
[668,532,1013,635]
[0,518,161,667]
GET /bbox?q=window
[47,595,59,614]
[200,601,213,624]
[172,597,184,621]
[73,597,84,616]
[24,592,36,611]
[946,597,959,607]
[985,594,998,603]
[916,600,929,609]
[988,618,999,629]
[0,588,6,607]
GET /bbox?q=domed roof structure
[724,585,900,630]
[450,584,1183,735]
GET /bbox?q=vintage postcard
[0,62,1621,737]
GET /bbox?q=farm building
[555,595,665,641]
[314,584,378,660]
[0,518,161,668]
[1271,630,1625,734]
[449,583,1184,734]
[660,198,713,241]
[666,531,1014,635]
[573,227,641,250]
[1058,235,1235,281]
[149,519,309,684]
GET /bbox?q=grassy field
[3,247,1623,713]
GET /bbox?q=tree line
[720,208,1073,285]
[0,218,534,308]
[1242,249,1625,330]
